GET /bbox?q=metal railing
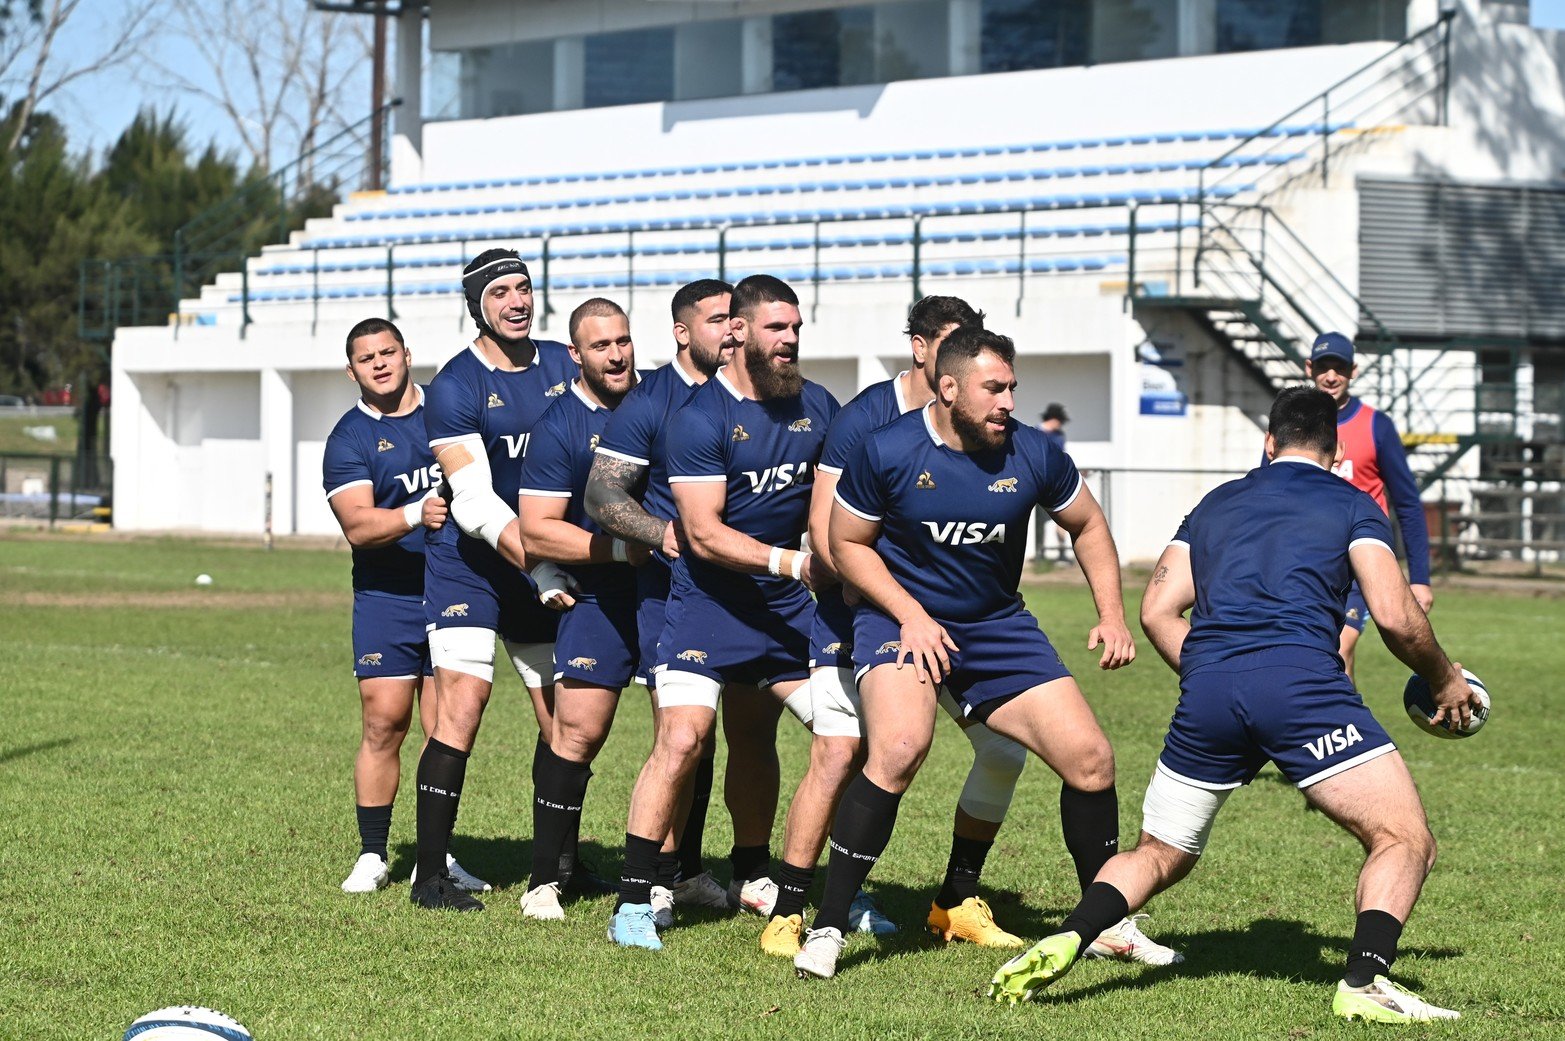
[0,452,113,527]
[79,100,400,342]
[1427,472,1565,575]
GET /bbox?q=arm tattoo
[586,453,666,547]
[1152,565,1170,585]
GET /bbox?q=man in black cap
[410,248,582,910]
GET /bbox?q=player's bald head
[934,327,1015,383]
[568,297,627,346]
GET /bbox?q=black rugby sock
[414,739,468,884]
[355,804,393,861]
[617,833,662,910]
[813,775,902,935]
[657,850,681,887]
[528,741,592,890]
[936,833,993,909]
[773,860,816,920]
[1059,881,1131,948]
[677,755,715,879]
[356,801,394,857]
[1060,784,1120,893]
[1345,909,1404,987]
[729,843,772,885]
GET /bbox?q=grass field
[3,535,1563,1040]
[0,413,78,456]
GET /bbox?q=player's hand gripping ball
[1403,667,1489,739]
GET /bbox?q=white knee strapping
[956,721,1028,823]
[807,666,861,739]
[1140,763,1232,855]
[500,639,555,689]
[781,681,815,728]
[429,626,497,683]
[652,668,722,711]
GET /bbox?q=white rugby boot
[340,853,390,893]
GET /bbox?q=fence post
[539,234,552,329]
[1125,203,1138,310]
[173,231,185,340]
[1016,210,1027,316]
[1439,12,1452,128]
[811,220,822,321]
[386,244,396,319]
[627,229,636,318]
[264,471,274,550]
[241,258,252,339]
[1321,94,1331,188]
[717,225,728,284]
[48,457,61,529]
[1194,170,1205,290]
[910,214,923,303]
[312,249,320,335]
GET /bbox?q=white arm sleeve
[443,437,515,551]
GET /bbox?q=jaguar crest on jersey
[376,437,394,453]
[876,641,901,655]
[487,392,505,408]
[357,652,383,666]
[916,471,936,490]
[822,642,846,655]
[546,381,567,398]
[567,656,597,670]
[788,418,812,433]
[677,649,709,664]
[441,603,470,618]
[987,477,1019,493]
[731,424,750,442]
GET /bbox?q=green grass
[2,535,1563,1039]
[0,413,78,456]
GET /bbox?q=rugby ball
[1403,668,1490,739]
[123,1006,251,1041]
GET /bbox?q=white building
[110,0,1565,560]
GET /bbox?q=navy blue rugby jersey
[518,382,637,599]
[322,388,437,597]
[834,404,1081,622]
[664,369,839,605]
[423,339,578,551]
[816,372,913,477]
[594,357,703,524]
[1172,457,1393,676]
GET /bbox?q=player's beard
[583,364,634,408]
[745,342,803,399]
[690,331,734,378]
[950,398,1008,450]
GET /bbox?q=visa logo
[1303,724,1364,761]
[394,463,444,495]
[745,462,812,493]
[501,433,531,459]
[922,521,1007,545]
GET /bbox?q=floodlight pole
[370,9,387,190]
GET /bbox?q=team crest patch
[567,656,597,670]
[487,392,505,408]
[987,477,1019,493]
[916,471,936,490]
[822,642,845,655]
[876,641,901,655]
[788,418,812,432]
[588,433,601,453]
[546,381,567,398]
[376,437,394,453]
[677,649,709,664]
[1346,608,1360,621]
[441,603,470,618]
[357,652,382,666]
[731,425,750,442]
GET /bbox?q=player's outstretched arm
[1352,542,1473,728]
[328,484,446,548]
[585,452,679,557]
[519,493,641,567]
[434,439,525,570]
[1051,484,1136,670]
[829,499,956,682]
[1139,544,1194,674]
[671,480,819,585]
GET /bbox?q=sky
[36,1,382,164]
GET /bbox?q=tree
[0,0,156,158]
[158,0,372,176]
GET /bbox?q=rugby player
[585,280,747,917]
[760,297,1028,958]
[517,298,648,921]
[990,386,1475,1024]
[1273,333,1432,682]
[608,274,835,950]
[410,249,579,911]
[323,318,482,894]
[796,327,1175,979]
